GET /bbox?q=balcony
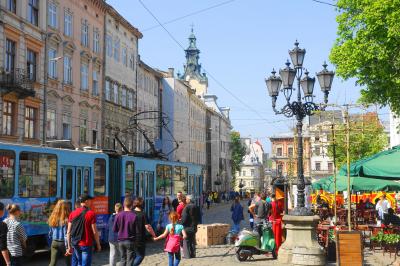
[0,68,35,99]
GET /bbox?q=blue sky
[108,0,386,152]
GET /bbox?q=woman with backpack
[48,200,71,266]
[153,211,187,266]
[4,204,27,266]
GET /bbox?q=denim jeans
[132,245,145,266]
[168,251,181,266]
[118,241,135,266]
[72,245,92,266]
[232,222,241,233]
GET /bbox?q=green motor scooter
[234,221,277,261]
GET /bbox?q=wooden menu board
[336,231,363,266]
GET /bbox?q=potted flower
[370,231,384,251]
[383,233,400,256]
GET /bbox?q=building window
[81,20,89,47]
[121,87,127,107]
[106,35,112,57]
[288,147,293,157]
[48,3,57,28]
[28,0,39,26]
[251,169,255,176]
[242,170,246,176]
[7,0,16,13]
[314,146,321,156]
[315,162,321,171]
[276,147,283,157]
[113,83,119,104]
[27,49,37,81]
[2,101,15,135]
[315,136,320,142]
[93,29,100,53]
[79,118,87,143]
[62,114,71,139]
[80,63,88,91]
[5,39,15,73]
[127,91,133,109]
[122,47,127,66]
[92,71,99,96]
[129,53,135,70]
[105,80,111,101]
[48,48,57,79]
[46,109,56,139]
[64,11,73,37]
[24,107,37,139]
[113,38,120,62]
[63,55,72,84]
[328,162,333,172]
[277,164,283,175]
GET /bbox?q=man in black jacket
[180,195,200,258]
[172,191,183,211]
[0,202,10,266]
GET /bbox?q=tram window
[0,149,15,198]
[156,165,172,195]
[173,166,187,195]
[83,169,89,194]
[125,161,134,194]
[19,152,57,197]
[148,172,154,196]
[77,169,82,196]
[94,159,106,195]
[66,169,73,199]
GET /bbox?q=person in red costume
[269,193,284,253]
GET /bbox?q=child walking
[153,212,187,266]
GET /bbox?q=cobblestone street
[25,201,396,266]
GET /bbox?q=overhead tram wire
[310,0,338,8]
[142,0,237,31]
[138,0,273,125]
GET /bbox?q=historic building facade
[136,60,162,154]
[45,0,106,148]
[234,138,265,193]
[189,90,206,166]
[0,0,46,145]
[103,4,141,152]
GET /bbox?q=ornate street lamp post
[266,41,334,216]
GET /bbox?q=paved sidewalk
[24,200,392,265]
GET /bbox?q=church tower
[179,27,208,96]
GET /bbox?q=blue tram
[0,142,203,253]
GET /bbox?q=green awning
[312,175,400,192]
[339,146,400,180]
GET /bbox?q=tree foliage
[230,131,246,174]
[330,0,400,114]
[327,116,388,168]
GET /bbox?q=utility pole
[344,105,351,231]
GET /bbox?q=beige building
[234,138,264,193]
[45,0,106,148]
[189,87,206,166]
[136,60,162,154]
[103,4,142,152]
[0,0,46,145]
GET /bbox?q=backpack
[70,208,88,246]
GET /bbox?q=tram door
[135,171,155,222]
[61,166,92,210]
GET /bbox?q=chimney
[168,68,174,78]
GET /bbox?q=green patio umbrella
[312,174,400,193]
[339,146,400,180]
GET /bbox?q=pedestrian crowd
[0,191,201,266]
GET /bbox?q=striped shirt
[4,218,27,257]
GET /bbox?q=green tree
[327,117,388,168]
[230,131,246,181]
[330,0,400,114]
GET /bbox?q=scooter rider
[248,192,268,237]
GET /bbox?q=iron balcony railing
[0,68,35,98]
